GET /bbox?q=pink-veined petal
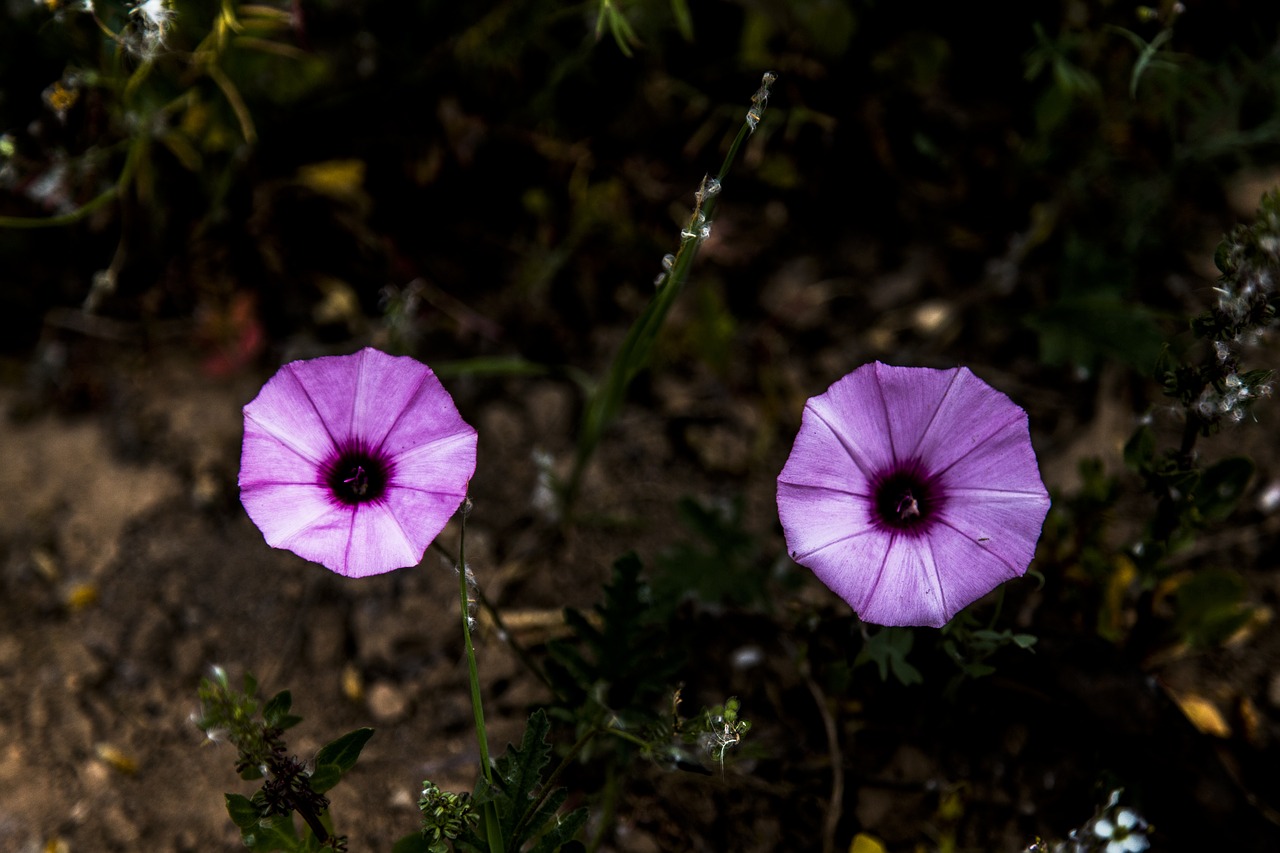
[804,368,898,478]
[934,489,1051,580]
[867,362,965,465]
[934,415,1049,496]
[391,430,479,497]
[859,535,948,627]
[777,481,876,562]
[799,529,949,628]
[240,482,341,551]
[377,370,477,460]
[241,366,340,466]
[239,421,324,489]
[327,501,422,578]
[898,365,1031,476]
[923,521,1034,622]
[777,402,876,495]
[344,348,462,451]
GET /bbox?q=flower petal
[240,482,342,552]
[241,365,340,466]
[377,375,478,460]
[243,487,422,577]
[895,364,1031,476]
[239,421,324,488]
[803,366,898,479]
[867,362,966,464]
[779,489,949,627]
[777,481,876,562]
[861,535,954,627]
[921,523,1029,621]
[777,400,876,495]
[391,430,479,498]
[935,489,1051,583]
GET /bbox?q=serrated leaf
[471,709,585,851]
[225,793,261,829]
[529,806,589,853]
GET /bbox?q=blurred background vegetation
[4,0,1278,381]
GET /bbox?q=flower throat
[326,449,389,505]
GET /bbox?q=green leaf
[854,627,922,686]
[314,728,374,776]
[530,807,589,853]
[1123,426,1155,473]
[469,710,583,851]
[309,727,373,794]
[1174,569,1252,648]
[669,0,693,41]
[225,793,261,830]
[262,690,292,727]
[1195,457,1254,522]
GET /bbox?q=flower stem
[456,507,504,852]
[562,72,776,517]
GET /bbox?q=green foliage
[652,496,768,612]
[940,611,1037,684]
[1024,233,1165,373]
[688,696,751,770]
[1173,569,1255,649]
[461,710,588,853]
[309,728,375,794]
[404,782,481,853]
[196,669,368,851]
[546,554,682,747]
[854,627,922,687]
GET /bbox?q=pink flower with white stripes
[239,348,477,577]
[777,362,1050,627]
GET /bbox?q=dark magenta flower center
[324,445,391,505]
[872,464,939,532]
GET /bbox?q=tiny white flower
[1094,806,1149,853]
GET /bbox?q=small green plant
[196,667,372,852]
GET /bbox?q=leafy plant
[196,668,372,852]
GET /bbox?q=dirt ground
[3,310,1280,853]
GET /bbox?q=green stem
[561,72,776,516]
[585,766,620,853]
[457,508,504,853]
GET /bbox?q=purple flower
[777,362,1050,628]
[239,347,477,578]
